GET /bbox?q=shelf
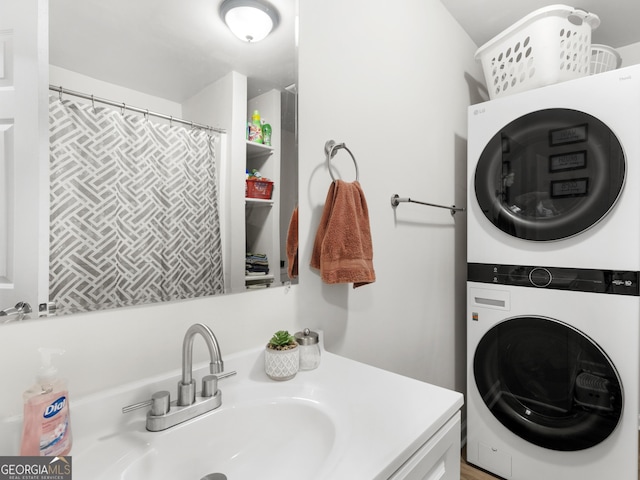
[245,274,275,283]
[245,197,274,206]
[243,92,281,293]
[246,140,274,159]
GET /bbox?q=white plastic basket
[475,5,600,99]
[589,44,622,75]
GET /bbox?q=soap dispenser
[20,348,73,456]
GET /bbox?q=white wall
[297,0,483,393]
[618,41,640,67]
[50,65,183,117]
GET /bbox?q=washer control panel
[468,263,639,296]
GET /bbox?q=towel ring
[325,140,360,182]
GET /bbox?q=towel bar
[391,194,465,216]
[325,140,360,182]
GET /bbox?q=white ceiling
[49,0,297,103]
[439,1,640,50]
[50,2,639,106]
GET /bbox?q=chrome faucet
[122,323,235,431]
[178,323,224,406]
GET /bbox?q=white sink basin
[70,346,462,480]
[118,401,336,480]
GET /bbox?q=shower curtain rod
[49,84,226,134]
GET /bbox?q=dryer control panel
[468,263,639,296]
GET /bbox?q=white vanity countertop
[285,350,464,479]
[69,346,463,480]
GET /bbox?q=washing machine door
[474,316,623,451]
[475,109,625,241]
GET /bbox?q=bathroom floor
[460,435,640,479]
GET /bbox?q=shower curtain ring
[91,95,95,111]
[121,103,126,115]
[145,109,149,121]
[169,116,173,127]
[58,87,64,102]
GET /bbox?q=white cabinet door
[0,0,48,314]
[388,412,461,480]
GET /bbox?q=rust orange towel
[311,180,375,288]
[286,206,298,279]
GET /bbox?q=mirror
[45,0,298,315]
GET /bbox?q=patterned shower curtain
[49,95,225,315]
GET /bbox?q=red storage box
[246,179,274,199]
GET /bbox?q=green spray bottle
[261,119,272,146]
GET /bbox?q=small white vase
[264,345,299,381]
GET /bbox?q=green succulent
[268,330,297,350]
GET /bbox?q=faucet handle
[122,390,171,416]
[202,371,238,397]
[202,375,218,398]
[150,391,171,416]
[216,371,238,381]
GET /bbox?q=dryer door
[474,316,623,451]
[475,109,625,241]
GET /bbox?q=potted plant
[264,330,299,381]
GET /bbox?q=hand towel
[286,206,299,279]
[311,180,375,288]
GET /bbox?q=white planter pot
[264,345,299,381]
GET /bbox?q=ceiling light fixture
[220,0,279,43]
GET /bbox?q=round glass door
[474,316,623,451]
[475,109,625,241]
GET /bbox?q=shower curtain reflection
[49,95,224,315]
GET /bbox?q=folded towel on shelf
[310,180,375,288]
[246,265,269,274]
[246,253,269,274]
[286,206,299,279]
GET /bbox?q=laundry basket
[475,5,600,99]
[589,44,622,75]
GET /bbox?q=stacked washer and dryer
[466,64,640,479]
